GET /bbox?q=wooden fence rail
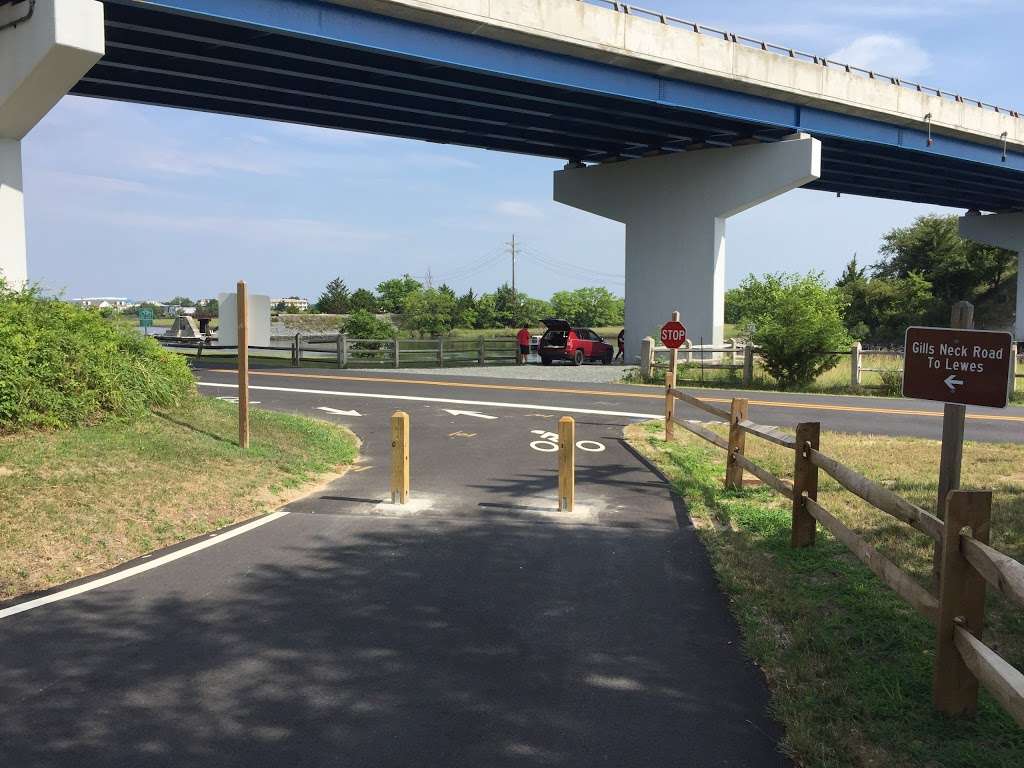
[662,382,1024,727]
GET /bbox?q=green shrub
[0,282,194,432]
[342,309,395,339]
[745,272,852,390]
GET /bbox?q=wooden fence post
[934,301,974,586]
[338,334,347,369]
[394,337,400,368]
[664,370,675,441]
[743,345,755,386]
[640,336,654,379]
[558,416,575,512]
[791,422,820,547]
[438,338,444,367]
[478,337,486,365]
[725,397,749,490]
[390,411,410,504]
[237,280,250,449]
[934,490,991,716]
[292,332,301,367]
[851,342,862,387]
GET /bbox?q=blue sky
[23,0,1022,302]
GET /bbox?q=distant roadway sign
[138,308,154,328]
[661,321,687,349]
[902,326,1013,408]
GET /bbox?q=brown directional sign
[903,326,1013,408]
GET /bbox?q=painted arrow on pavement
[943,375,964,393]
[443,409,497,420]
[317,406,363,417]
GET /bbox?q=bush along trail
[0,282,358,601]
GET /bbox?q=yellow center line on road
[207,369,1024,424]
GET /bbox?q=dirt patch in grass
[0,397,357,601]
[626,421,1024,768]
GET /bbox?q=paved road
[195,365,1024,443]
[0,367,796,766]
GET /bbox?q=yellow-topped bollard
[558,416,575,512]
[390,411,409,504]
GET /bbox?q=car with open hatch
[538,318,615,365]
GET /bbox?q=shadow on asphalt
[0,512,789,767]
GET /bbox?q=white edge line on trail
[0,510,291,621]
[197,382,664,420]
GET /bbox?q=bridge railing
[578,0,1020,117]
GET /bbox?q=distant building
[72,297,134,310]
[274,297,310,312]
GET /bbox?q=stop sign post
[660,312,685,438]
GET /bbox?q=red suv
[538,318,614,365]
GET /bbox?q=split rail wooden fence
[664,371,1024,726]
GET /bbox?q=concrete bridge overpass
[3,0,1023,349]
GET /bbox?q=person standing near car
[615,328,625,363]
[516,324,532,365]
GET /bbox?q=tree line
[309,275,624,337]
[726,214,1017,346]
[721,214,1017,389]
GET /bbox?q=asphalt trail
[0,367,796,766]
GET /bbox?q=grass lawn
[0,397,357,601]
[626,421,1024,767]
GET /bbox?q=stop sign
[660,321,687,349]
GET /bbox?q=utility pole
[510,233,517,298]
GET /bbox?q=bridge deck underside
[70,1,1024,212]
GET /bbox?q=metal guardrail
[579,0,1021,118]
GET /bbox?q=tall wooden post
[668,310,680,381]
[236,280,250,449]
[390,411,410,504]
[933,490,991,716]
[850,342,862,387]
[664,369,676,441]
[934,301,974,585]
[725,397,749,490]
[558,416,575,512]
[791,422,820,547]
[664,310,680,440]
[742,345,755,386]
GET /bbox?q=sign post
[661,312,686,439]
[901,301,1013,584]
[237,280,250,449]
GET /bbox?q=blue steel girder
[71,0,1024,212]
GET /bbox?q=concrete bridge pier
[554,134,821,359]
[959,212,1024,341]
[0,0,104,288]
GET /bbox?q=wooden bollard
[791,422,820,548]
[236,280,250,449]
[934,490,991,717]
[390,411,410,504]
[725,397,749,490]
[558,416,575,512]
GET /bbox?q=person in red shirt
[516,325,531,365]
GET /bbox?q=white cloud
[78,210,390,250]
[37,171,152,195]
[493,200,543,218]
[829,34,932,79]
